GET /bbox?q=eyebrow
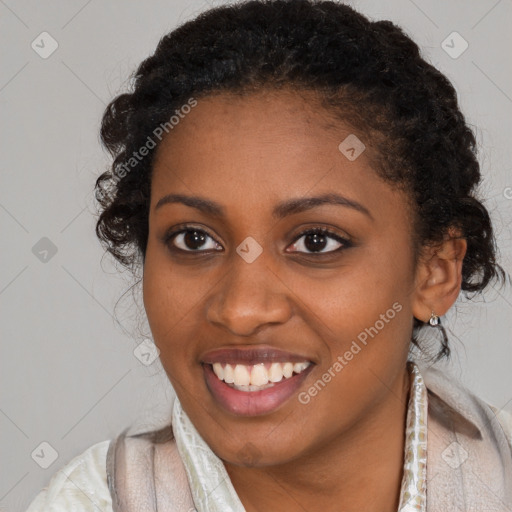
[154,192,373,221]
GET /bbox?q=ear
[411,228,467,323]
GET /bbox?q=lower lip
[202,363,314,416]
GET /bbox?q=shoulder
[489,405,512,452]
[26,440,112,512]
[420,362,512,453]
[107,425,195,510]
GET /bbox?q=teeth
[211,361,311,391]
[233,383,275,392]
[269,362,283,382]
[283,362,293,379]
[212,363,224,380]
[224,364,234,384]
[293,362,308,373]
[250,363,269,386]
[233,364,251,386]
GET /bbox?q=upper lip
[201,345,314,365]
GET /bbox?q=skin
[142,88,467,511]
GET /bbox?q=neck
[224,366,411,512]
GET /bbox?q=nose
[206,255,293,337]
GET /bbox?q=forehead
[150,89,409,225]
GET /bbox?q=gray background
[1,0,511,510]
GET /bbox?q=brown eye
[165,228,222,252]
[287,228,351,255]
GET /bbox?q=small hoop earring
[429,310,439,326]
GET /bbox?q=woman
[26,0,512,510]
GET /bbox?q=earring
[428,309,449,361]
[429,310,439,326]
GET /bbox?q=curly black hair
[95,0,507,360]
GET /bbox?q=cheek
[143,239,201,329]
[142,242,193,357]
[296,246,412,335]
[290,268,412,443]
[142,240,220,379]
[293,241,414,385]
[142,266,199,401]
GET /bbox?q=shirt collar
[397,361,428,512]
[417,361,482,440]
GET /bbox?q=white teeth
[233,383,275,392]
[234,364,251,386]
[283,362,294,379]
[293,362,309,373]
[212,363,224,380]
[269,362,283,382]
[211,361,311,391]
[224,364,234,384]
[250,363,269,386]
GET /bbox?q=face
[143,89,418,467]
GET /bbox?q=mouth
[201,347,315,416]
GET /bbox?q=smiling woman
[26,1,512,511]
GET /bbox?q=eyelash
[162,225,352,256]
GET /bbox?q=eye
[287,228,351,255]
[163,225,351,256]
[164,226,222,253]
